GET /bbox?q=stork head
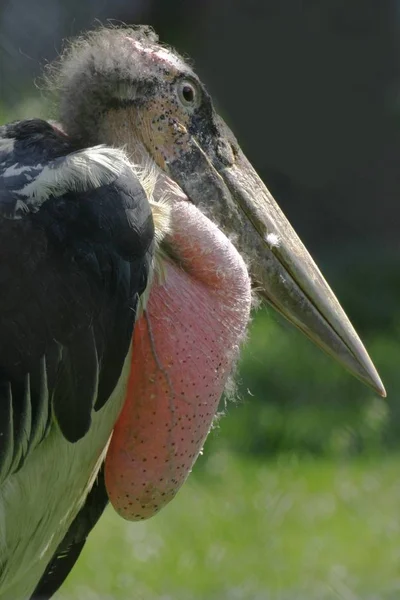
[50,25,384,396]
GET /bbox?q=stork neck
[161,182,251,301]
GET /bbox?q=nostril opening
[216,138,235,167]
[230,142,239,158]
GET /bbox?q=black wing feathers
[53,329,99,443]
[0,119,154,479]
[0,381,14,482]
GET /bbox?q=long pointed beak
[222,151,385,397]
[167,137,386,398]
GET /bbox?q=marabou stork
[0,25,385,600]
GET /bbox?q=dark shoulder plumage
[0,117,154,477]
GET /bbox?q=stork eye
[177,80,199,108]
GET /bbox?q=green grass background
[55,308,400,600]
[58,454,400,600]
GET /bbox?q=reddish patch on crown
[105,197,251,520]
[125,36,185,74]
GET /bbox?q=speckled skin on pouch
[105,179,252,520]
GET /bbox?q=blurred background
[1,1,400,598]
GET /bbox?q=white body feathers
[0,351,131,600]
